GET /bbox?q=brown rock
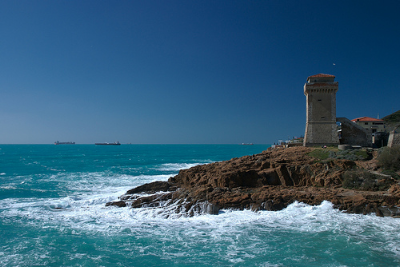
[126,181,172,194]
[109,147,400,217]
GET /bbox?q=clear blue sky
[1,0,399,144]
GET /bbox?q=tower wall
[303,74,339,147]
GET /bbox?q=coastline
[108,146,400,217]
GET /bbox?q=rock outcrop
[107,147,400,217]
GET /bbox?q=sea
[1,144,399,267]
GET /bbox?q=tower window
[318,99,322,101]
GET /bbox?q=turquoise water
[1,144,399,266]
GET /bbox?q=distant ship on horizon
[95,141,121,146]
[54,141,75,145]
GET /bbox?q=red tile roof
[351,117,384,122]
[307,73,335,79]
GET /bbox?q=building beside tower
[303,74,340,147]
[351,117,385,133]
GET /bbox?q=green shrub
[354,150,370,160]
[308,149,330,160]
[342,170,393,191]
[377,145,400,171]
[309,148,371,161]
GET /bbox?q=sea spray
[1,144,399,266]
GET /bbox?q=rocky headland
[107,146,400,217]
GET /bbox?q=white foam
[2,182,400,263]
[0,185,17,190]
[156,162,207,171]
[45,172,172,196]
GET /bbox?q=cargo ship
[54,141,75,145]
[95,141,121,145]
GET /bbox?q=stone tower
[303,74,339,147]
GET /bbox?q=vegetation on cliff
[342,170,394,191]
[378,145,400,172]
[308,147,370,161]
[377,145,400,180]
[382,109,400,124]
[308,146,400,191]
[382,109,400,131]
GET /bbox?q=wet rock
[105,200,127,207]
